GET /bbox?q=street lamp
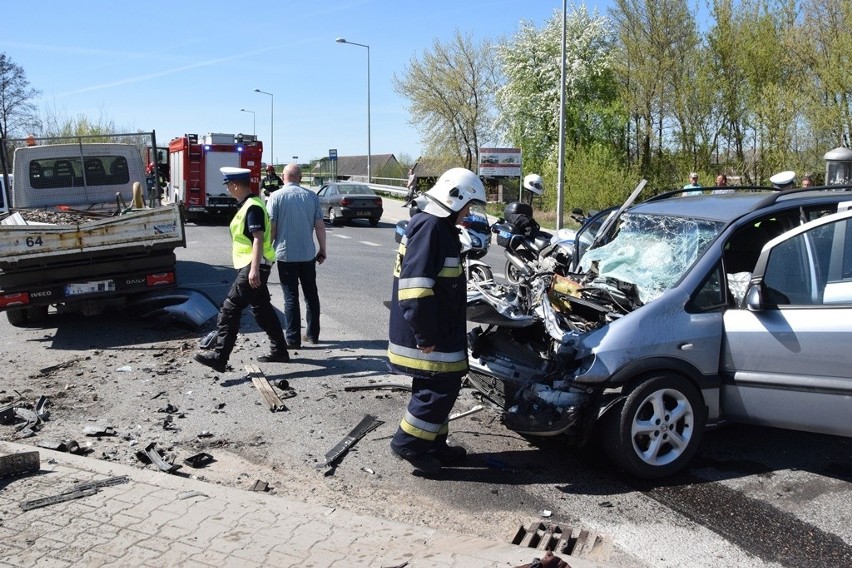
[239,108,255,136]
[254,89,273,166]
[335,37,371,183]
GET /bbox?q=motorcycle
[493,203,591,284]
[394,207,494,284]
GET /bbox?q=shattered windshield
[579,212,724,304]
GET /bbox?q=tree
[495,6,622,177]
[0,52,40,140]
[393,31,499,170]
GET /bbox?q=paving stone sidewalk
[0,441,607,568]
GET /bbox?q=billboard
[478,147,521,177]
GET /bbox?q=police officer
[194,167,289,372]
[770,170,796,190]
[261,164,283,197]
[387,167,487,475]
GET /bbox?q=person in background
[682,172,703,196]
[194,167,289,373]
[266,164,326,347]
[261,164,284,197]
[387,167,487,476]
[404,168,417,206]
[712,173,734,194]
[801,175,814,188]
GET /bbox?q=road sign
[329,149,338,161]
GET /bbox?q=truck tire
[6,309,28,327]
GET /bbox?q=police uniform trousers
[391,375,462,455]
[212,263,287,361]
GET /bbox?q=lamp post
[254,89,273,166]
[239,108,255,136]
[335,38,371,183]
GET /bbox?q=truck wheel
[26,306,49,323]
[6,309,28,327]
[601,374,705,479]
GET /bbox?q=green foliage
[0,52,40,140]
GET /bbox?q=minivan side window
[762,219,849,306]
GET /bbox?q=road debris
[449,404,484,421]
[19,475,129,511]
[183,452,214,468]
[246,364,289,411]
[138,443,181,473]
[37,440,83,454]
[320,414,383,469]
[344,383,411,393]
[83,425,116,437]
[178,490,208,500]
[249,480,269,492]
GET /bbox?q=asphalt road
[2,196,851,568]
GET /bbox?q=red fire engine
[168,133,263,219]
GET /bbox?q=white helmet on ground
[418,168,486,218]
[523,173,544,195]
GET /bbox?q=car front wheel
[602,374,705,479]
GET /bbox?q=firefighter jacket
[261,174,283,196]
[387,212,468,379]
[230,196,276,269]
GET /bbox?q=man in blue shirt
[266,164,327,347]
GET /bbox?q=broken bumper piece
[123,287,218,328]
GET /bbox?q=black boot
[194,351,227,373]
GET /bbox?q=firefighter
[193,167,289,373]
[387,167,487,475]
[261,164,283,197]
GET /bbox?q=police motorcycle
[394,202,494,284]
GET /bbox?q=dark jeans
[212,264,287,362]
[277,260,320,344]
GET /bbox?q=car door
[720,208,852,437]
[316,184,332,212]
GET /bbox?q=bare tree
[393,31,499,171]
[0,52,40,140]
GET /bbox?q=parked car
[316,182,383,227]
[467,185,852,478]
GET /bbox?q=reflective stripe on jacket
[387,212,467,378]
[230,196,276,268]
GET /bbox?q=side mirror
[745,283,763,311]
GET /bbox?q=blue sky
[1,1,613,165]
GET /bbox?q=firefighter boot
[390,443,442,476]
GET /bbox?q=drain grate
[512,521,606,557]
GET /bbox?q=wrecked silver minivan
[467,187,852,478]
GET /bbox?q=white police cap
[221,167,251,185]
[769,170,796,188]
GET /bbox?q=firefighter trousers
[391,376,462,455]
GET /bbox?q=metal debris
[183,452,214,468]
[249,480,268,492]
[246,364,288,411]
[37,440,82,454]
[35,396,50,421]
[178,491,208,500]
[320,414,384,469]
[19,476,129,511]
[83,425,116,437]
[449,404,484,421]
[344,383,412,393]
[0,403,15,425]
[140,443,181,473]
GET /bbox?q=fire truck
[168,133,263,220]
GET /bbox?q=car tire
[468,264,493,283]
[26,305,49,323]
[329,208,343,227]
[6,309,28,327]
[601,374,705,479]
[369,217,380,227]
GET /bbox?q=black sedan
[316,182,383,227]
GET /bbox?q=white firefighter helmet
[418,167,486,218]
[523,173,544,195]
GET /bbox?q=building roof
[313,154,399,177]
